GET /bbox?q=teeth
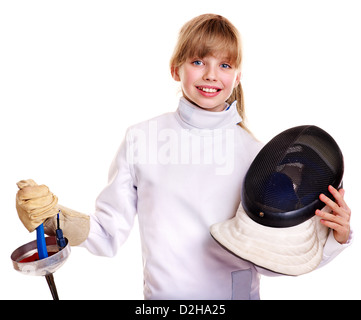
[200,87,217,93]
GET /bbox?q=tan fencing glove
[16,179,90,246]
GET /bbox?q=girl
[16,14,351,299]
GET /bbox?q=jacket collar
[177,97,242,130]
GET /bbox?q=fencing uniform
[81,97,351,299]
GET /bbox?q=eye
[192,60,203,66]
[220,63,231,69]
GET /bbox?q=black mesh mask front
[242,125,344,228]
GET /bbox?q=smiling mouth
[196,86,221,93]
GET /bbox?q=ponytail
[227,82,254,137]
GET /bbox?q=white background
[1,0,360,299]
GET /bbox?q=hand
[316,185,351,244]
[16,179,58,232]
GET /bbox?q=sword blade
[45,274,59,300]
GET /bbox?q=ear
[171,65,181,81]
[234,71,241,88]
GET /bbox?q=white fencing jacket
[81,97,350,299]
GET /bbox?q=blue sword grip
[36,223,48,259]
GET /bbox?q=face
[172,55,241,112]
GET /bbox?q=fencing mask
[210,125,344,275]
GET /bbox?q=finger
[338,188,346,198]
[319,218,342,231]
[338,188,351,213]
[20,193,55,212]
[328,185,348,210]
[316,209,344,225]
[16,179,38,189]
[328,186,351,220]
[17,185,50,201]
[319,215,350,244]
[319,193,340,212]
[319,193,350,221]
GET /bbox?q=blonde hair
[170,14,252,134]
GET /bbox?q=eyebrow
[189,54,233,62]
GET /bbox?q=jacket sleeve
[317,228,353,269]
[80,129,138,257]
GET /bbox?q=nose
[203,65,217,82]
